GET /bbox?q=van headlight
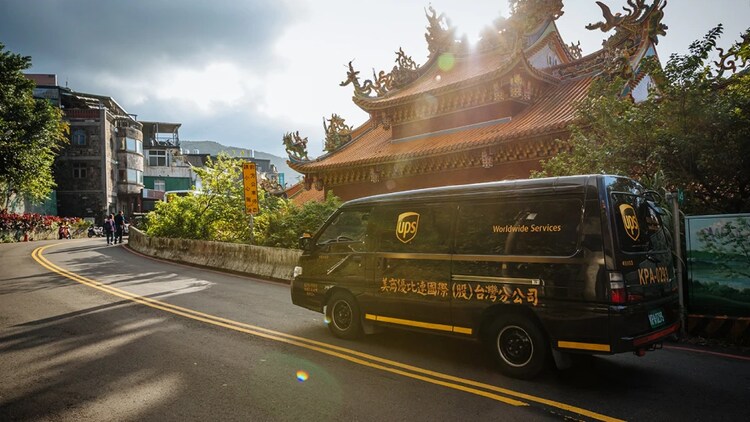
[293,266,303,279]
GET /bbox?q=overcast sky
[1,0,748,158]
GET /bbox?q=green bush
[145,153,341,248]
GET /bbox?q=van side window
[372,205,454,253]
[316,210,369,245]
[455,198,582,256]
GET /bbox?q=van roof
[343,174,616,207]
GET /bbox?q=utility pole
[667,191,687,338]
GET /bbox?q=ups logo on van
[396,212,420,243]
[619,204,640,241]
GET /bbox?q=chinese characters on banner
[379,277,539,306]
[242,162,259,214]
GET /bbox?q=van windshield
[610,192,669,254]
[316,209,369,245]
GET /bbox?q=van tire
[326,291,362,339]
[486,314,548,379]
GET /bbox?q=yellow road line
[32,243,624,422]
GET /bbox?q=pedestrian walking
[114,211,125,244]
[103,214,115,245]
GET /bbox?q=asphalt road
[1,238,748,421]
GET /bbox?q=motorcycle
[87,225,104,238]
[58,224,71,239]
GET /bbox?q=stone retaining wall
[128,227,302,282]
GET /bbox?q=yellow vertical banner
[242,162,259,214]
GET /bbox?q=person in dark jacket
[114,211,125,244]
[103,214,115,245]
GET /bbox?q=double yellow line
[32,243,623,422]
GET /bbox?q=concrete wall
[128,227,302,282]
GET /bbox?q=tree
[147,154,252,242]
[253,192,341,248]
[0,43,69,210]
[536,26,750,214]
[146,153,341,247]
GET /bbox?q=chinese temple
[285,0,667,201]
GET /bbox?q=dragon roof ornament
[586,0,667,79]
[340,48,421,98]
[425,5,457,59]
[323,114,353,153]
[714,29,750,79]
[283,131,309,162]
[587,0,668,47]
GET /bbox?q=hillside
[180,141,300,184]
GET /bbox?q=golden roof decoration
[283,131,309,162]
[714,28,750,78]
[323,114,353,153]
[587,0,668,47]
[424,5,457,59]
[340,48,422,98]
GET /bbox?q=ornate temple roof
[287,0,667,175]
[294,74,593,172]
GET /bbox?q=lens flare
[296,370,309,382]
[438,53,455,72]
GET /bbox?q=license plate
[648,309,665,328]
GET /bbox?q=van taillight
[609,272,627,304]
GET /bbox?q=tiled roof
[355,48,513,108]
[288,184,325,205]
[353,27,570,110]
[292,75,594,172]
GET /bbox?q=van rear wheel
[486,314,548,379]
[326,291,362,339]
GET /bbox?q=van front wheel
[326,291,362,339]
[486,314,548,379]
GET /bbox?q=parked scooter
[87,225,104,238]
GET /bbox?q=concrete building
[141,121,201,211]
[27,74,144,221]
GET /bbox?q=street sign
[242,162,259,214]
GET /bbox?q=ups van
[290,175,680,378]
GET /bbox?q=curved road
[0,239,747,421]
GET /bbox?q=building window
[154,179,166,191]
[120,168,143,184]
[73,163,87,178]
[72,129,86,146]
[125,137,143,154]
[148,150,167,166]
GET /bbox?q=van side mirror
[299,233,312,251]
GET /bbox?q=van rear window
[455,198,582,256]
[611,192,668,253]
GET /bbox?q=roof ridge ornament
[714,29,750,78]
[587,0,668,47]
[282,131,309,161]
[323,114,353,153]
[508,0,564,32]
[340,48,421,98]
[424,5,456,60]
[587,0,667,78]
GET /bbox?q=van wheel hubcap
[332,301,352,330]
[498,325,533,367]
